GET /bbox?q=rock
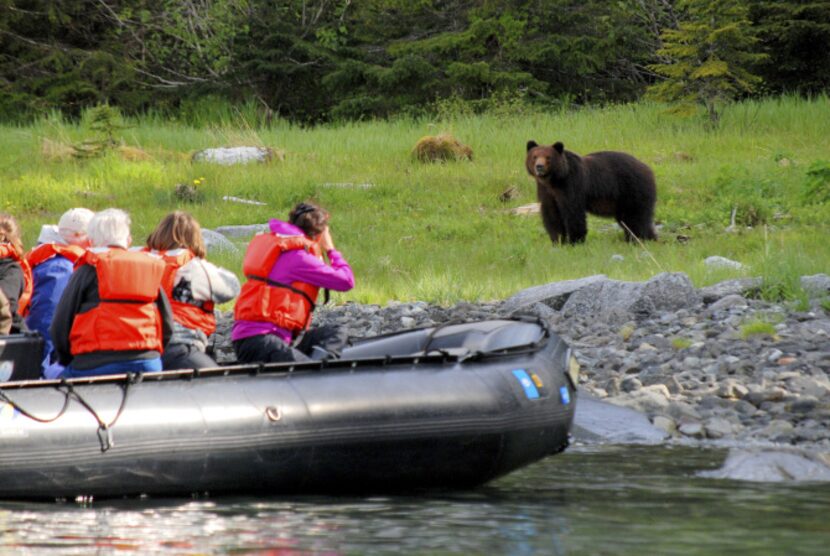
[561,272,700,324]
[699,449,830,482]
[608,388,670,414]
[215,224,270,238]
[222,195,267,206]
[501,275,608,313]
[192,146,277,165]
[757,419,795,440]
[678,421,704,438]
[705,417,735,439]
[572,392,669,444]
[704,256,745,270]
[700,278,762,303]
[790,396,819,414]
[708,294,748,311]
[652,415,676,435]
[621,377,642,392]
[717,379,749,400]
[201,229,240,255]
[801,274,830,298]
[610,254,625,263]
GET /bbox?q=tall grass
[2,96,828,305]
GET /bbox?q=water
[1,445,829,555]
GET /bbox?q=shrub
[412,134,473,162]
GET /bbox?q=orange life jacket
[0,244,33,316]
[146,248,216,337]
[69,248,166,356]
[233,233,321,333]
[26,243,86,268]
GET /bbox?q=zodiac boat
[0,318,577,500]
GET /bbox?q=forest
[1,0,829,124]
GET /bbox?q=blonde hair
[0,213,23,257]
[88,208,131,249]
[146,211,206,258]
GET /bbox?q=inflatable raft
[0,318,577,500]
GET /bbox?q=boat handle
[265,406,282,422]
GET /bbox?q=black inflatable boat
[0,318,578,500]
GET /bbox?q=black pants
[233,325,348,364]
[162,342,219,370]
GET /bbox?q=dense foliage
[1,0,828,123]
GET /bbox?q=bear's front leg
[563,205,588,244]
[540,198,566,245]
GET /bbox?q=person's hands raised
[319,226,334,252]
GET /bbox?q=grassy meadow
[1,96,828,306]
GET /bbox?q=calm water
[1,445,829,555]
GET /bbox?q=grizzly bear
[526,141,658,245]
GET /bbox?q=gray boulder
[699,449,830,482]
[215,224,269,238]
[572,391,669,444]
[561,272,700,324]
[192,146,276,165]
[501,275,607,314]
[699,277,762,303]
[704,255,746,270]
[801,274,830,298]
[202,229,240,255]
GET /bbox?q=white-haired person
[50,208,173,378]
[25,208,94,377]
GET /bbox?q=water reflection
[1,445,829,555]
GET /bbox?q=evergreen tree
[647,0,765,126]
[750,0,830,94]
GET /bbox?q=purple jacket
[232,219,355,344]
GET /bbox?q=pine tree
[647,0,765,127]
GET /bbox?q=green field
[2,96,828,305]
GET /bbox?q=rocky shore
[212,272,830,456]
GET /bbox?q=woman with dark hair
[232,202,355,363]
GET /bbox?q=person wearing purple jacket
[232,202,355,363]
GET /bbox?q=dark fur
[526,140,658,245]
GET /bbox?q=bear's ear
[553,142,564,154]
[526,140,538,152]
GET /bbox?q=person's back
[0,213,32,334]
[232,202,354,363]
[25,209,93,374]
[50,209,173,379]
[145,211,240,370]
[0,289,11,335]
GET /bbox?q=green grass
[2,96,829,305]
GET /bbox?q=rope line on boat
[0,375,136,453]
[421,318,465,356]
[0,385,72,423]
[64,377,134,452]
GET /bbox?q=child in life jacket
[0,213,32,334]
[144,211,240,370]
[25,208,94,376]
[50,208,174,378]
[232,202,355,363]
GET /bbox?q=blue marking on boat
[512,369,540,400]
[560,386,570,405]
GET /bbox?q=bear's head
[526,141,568,181]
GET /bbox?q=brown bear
[526,141,658,245]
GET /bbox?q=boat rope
[0,386,72,424]
[64,377,134,453]
[421,318,465,356]
[0,375,136,453]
